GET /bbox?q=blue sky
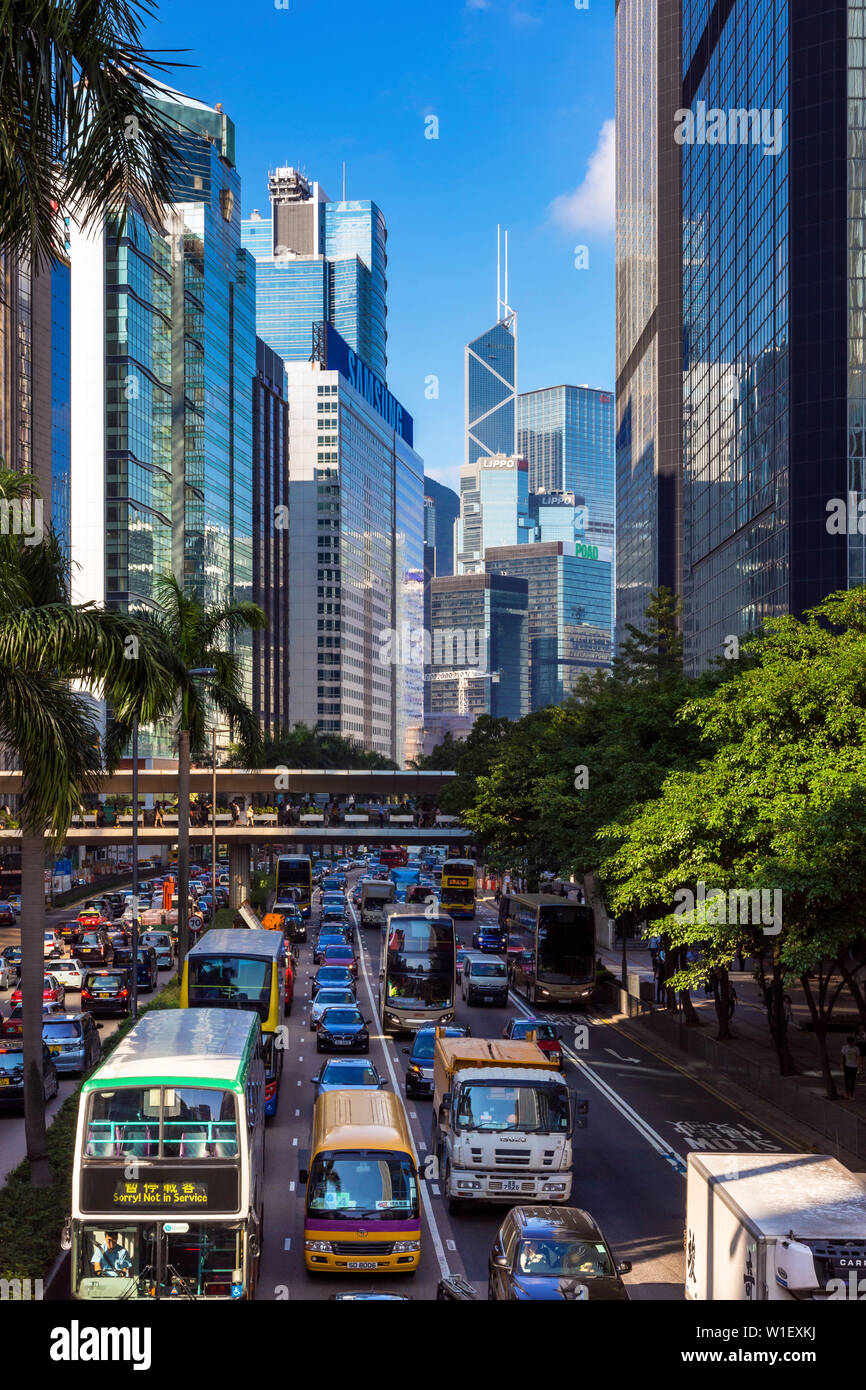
[143,0,615,491]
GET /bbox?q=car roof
[322,1055,373,1067]
[512,1206,603,1240]
[44,1012,89,1023]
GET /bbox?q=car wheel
[316,1039,323,1052]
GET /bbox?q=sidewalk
[598,938,866,1113]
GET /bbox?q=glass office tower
[429,572,529,722]
[423,476,460,576]
[680,0,851,668]
[518,385,615,551]
[466,321,516,464]
[242,178,388,380]
[486,542,612,707]
[455,455,532,572]
[615,0,683,650]
[252,336,289,735]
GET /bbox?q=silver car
[42,1011,102,1076]
[309,986,357,1032]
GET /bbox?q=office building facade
[466,320,516,465]
[486,541,612,708]
[518,385,615,552]
[455,454,532,572]
[429,572,529,723]
[0,250,71,561]
[242,170,388,380]
[284,324,423,764]
[70,86,257,753]
[423,475,460,577]
[615,0,683,650]
[252,336,289,735]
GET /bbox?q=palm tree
[0,470,175,1183]
[107,574,266,969]
[0,0,185,271]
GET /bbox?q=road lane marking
[284,1238,291,1251]
[509,989,688,1178]
[351,902,452,1280]
[604,1047,641,1065]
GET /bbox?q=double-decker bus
[499,893,596,1007]
[275,854,313,918]
[440,858,476,919]
[379,846,408,870]
[379,904,456,1034]
[300,1089,420,1275]
[181,925,288,1117]
[68,1008,265,1300]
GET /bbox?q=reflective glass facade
[423,475,460,576]
[455,457,531,571]
[242,194,388,381]
[252,337,289,735]
[517,385,615,551]
[615,0,683,650]
[429,573,529,721]
[466,321,516,464]
[50,262,71,565]
[485,542,612,708]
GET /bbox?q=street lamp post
[179,668,218,971]
[211,725,229,898]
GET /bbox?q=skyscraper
[455,455,532,572]
[518,384,615,552]
[252,337,289,735]
[283,324,423,764]
[485,541,612,708]
[618,2,863,671]
[242,169,388,380]
[465,228,517,466]
[70,84,257,752]
[615,0,683,649]
[429,572,529,722]
[423,476,460,577]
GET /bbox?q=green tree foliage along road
[416,587,866,1096]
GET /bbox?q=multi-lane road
[257,871,796,1301]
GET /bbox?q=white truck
[360,879,395,928]
[685,1151,866,1300]
[431,1034,587,1214]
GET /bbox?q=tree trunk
[177,727,190,973]
[837,956,866,1028]
[21,829,50,1185]
[801,973,837,1099]
[713,967,732,1040]
[763,955,798,1076]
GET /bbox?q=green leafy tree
[0,470,175,1181]
[107,574,266,968]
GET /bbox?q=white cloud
[549,119,615,235]
[464,0,492,9]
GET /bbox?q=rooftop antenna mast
[497,224,515,330]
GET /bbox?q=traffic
[2,849,856,1304]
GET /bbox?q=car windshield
[321,1009,362,1027]
[412,1033,436,1060]
[81,934,102,945]
[517,1239,615,1278]
[455,1082,570,1133]
[317,969,351,985]
[86,975,124,990]
[514,1022,556,1041]
[187,956,271,1017]
[325,948,352,959]
[0,1047,24,1073]
[44,1021,83,1041]
[471,962,506,977]
[307,1153,418,1217]
[321,1063,379,1086]
[316,990,354,1009]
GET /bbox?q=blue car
[403,1024,469,1098]
[321,875,346,892]
[310,1056,386,1099]
[472,924,507,952]
[315,1005,370,1053]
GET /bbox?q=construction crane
[428,668,501,716]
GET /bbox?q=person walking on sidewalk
[655,948,666,1003]
[842,1036,861,1099]
[727,984,738,1020]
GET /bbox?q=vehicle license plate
[347,1261,377,1270]
[0,1078,9,1085]
[49,1045,61,1054]
[501,1180,520,1192]
[334,1038,350,1045]
[98,992,109,998]
[483,995,493,1002]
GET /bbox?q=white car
[43,929,60,959]
[45,958,85,991]
[0,959,17,990]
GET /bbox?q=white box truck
[431,1035,587,1214]
[685,1151,866,1300]
[360,879,395,928]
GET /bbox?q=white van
[461,952,509,1006]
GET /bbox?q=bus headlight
[392,1240,421,1252]
[304,1239,333,1253]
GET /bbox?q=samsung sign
[325,323,413,447]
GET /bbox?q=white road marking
[352,902,452,1279]
[284,1238,291,1251]
[604,1047,641,1065]
[289,1181,295,1192]
[431,1183,441,1195]
[292,1137,298,1146]
[446,1239,456,1251]
[295,1109,300,1117]
[509,989,688,1178]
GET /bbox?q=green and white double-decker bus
[68,1008,265,1300]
